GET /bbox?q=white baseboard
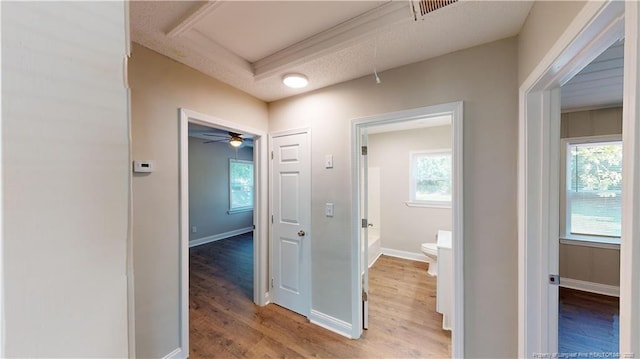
[309,309,353,339]
[163,347,184,359]
[560,277,620,297]
[188,227,253,248]
[368,251,382,268]
[381,248,428,263]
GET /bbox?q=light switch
[325,154,333,169]
[325,203,334,217]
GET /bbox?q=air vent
[411,0,458,20]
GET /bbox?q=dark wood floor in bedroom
[559,287,619,355]
[189,234,451,358]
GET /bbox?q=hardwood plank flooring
[558,287,619,354]
[190,234,451,358]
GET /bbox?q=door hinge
[361,218,368,228]
[271,215,274,224]
[271,151,274,160]
[361,146,368,156]
[271,278,274,288]
[549,274,560,285]
[362,290,368,302]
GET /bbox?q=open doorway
[518,1,640,356]
[351,101,464,357]
[178,109,269,356]
[557,39,624,354]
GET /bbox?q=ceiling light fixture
[229,135,243,148]
[282,73,308,89]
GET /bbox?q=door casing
[178,108,269,359]
[350,101,464,357]
[517,1,640,356]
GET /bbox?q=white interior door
[270,130,311,316]
[360,130,369,329]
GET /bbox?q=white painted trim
[351,101,464,357]
[188,227,254,248]
[309,310,353,339]
[0,2,4,354]
[253,2,408,81]
[381,248,427,263]
[518,1,627,357]
[166,1,225,38]
[179,109,269,359]
[560,278,620,298]
[620,1,640,355]
[163,347,184,359]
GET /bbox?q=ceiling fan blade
[202,133,229,138]
[203,139,229,144]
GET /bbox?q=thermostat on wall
[133,160,155,173]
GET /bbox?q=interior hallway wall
[559,107,622,287]
[129,43,269,358]
[2,2,130,356]
[189,137,253,242]
[368,126,452,254]
[269,37,518,357]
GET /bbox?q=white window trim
[408,149,452,208]
[229,158,254,213]
[560,134,622,244]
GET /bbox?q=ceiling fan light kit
[282,73,308,88]
[229,135,243,147]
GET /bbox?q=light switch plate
[325,203,334,217]
[325,154,333,169]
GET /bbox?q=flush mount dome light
[282,73,308,88]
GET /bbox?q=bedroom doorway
[178,108,269,356]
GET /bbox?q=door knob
[297,230,306,237]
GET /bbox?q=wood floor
[558,287,619,354]
[189,234,451,358]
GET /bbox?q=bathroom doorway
[351,101,464,357]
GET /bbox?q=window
[562,136,622,243]
[409,150,452,207]
[229,159,254,213]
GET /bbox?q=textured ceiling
[130,0,534,102]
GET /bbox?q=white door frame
[178,108,269,358]
[350,101,464,357]
[518,1,640,356]
[268,128,312,317]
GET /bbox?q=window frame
[407,149,452,208]
[228,158,254,214]
[560,134,622,245]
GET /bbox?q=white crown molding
[252,1,410,81]
[166,1,224,38]
[181,29,253,75]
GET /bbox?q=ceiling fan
[202,131,245,147]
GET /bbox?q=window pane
[568,142,622,237]
[413,152,451,202]
[230,159,253,210]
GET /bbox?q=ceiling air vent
[411,0,458,20]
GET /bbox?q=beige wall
[269,37,519,357]
[130,43,269,358]
[189,138,253,241]
[559,107,622,286]
[368,126,452,253]
[518,1,589,85]
[2,2,129,357]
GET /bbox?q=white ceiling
[130,0,534,102]
[561,39,624,112]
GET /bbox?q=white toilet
[421,242,439,276]
[421,230,452,277]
